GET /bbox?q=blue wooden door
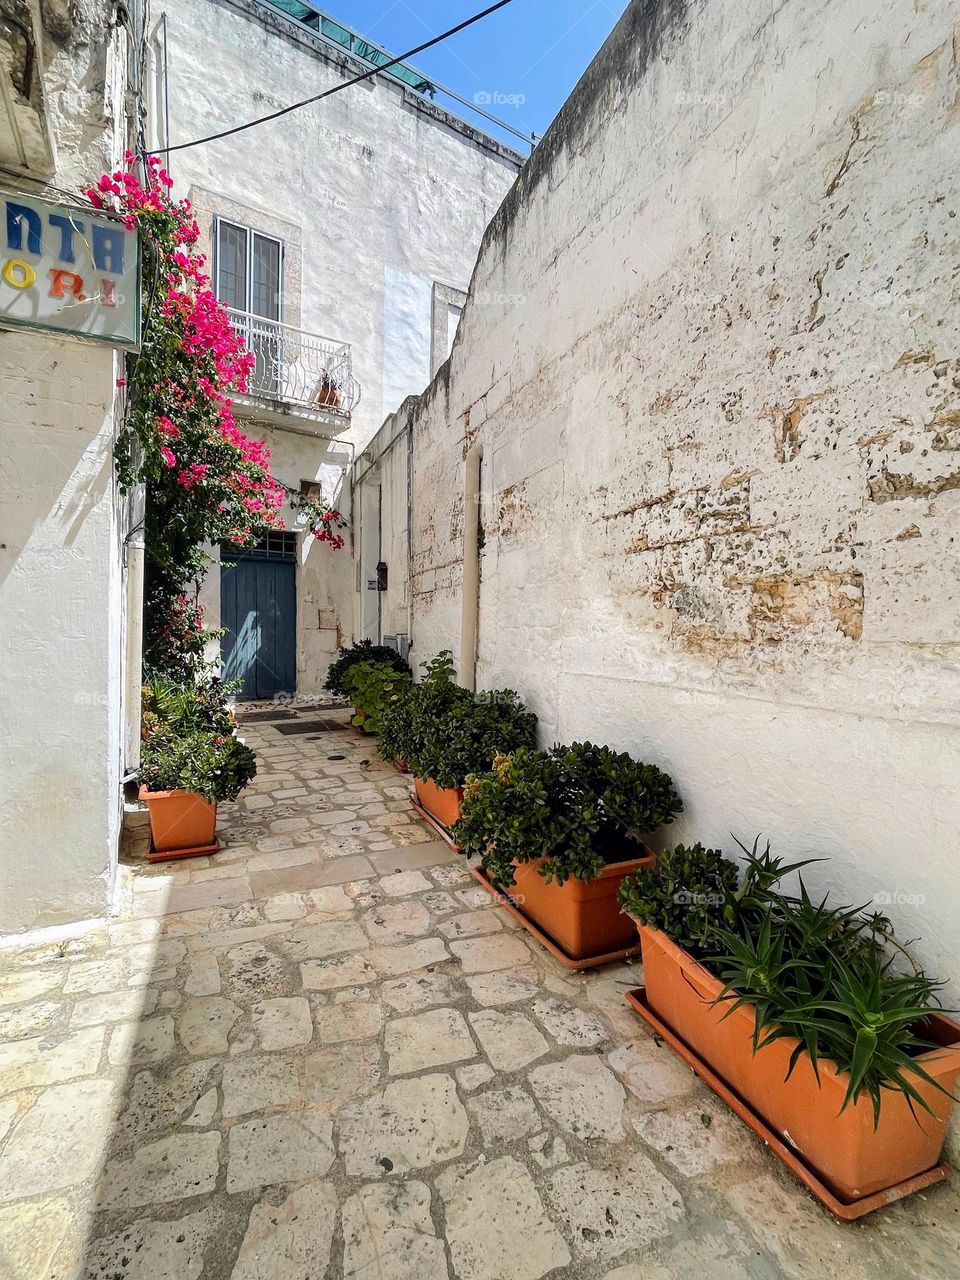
[221,538,297,699]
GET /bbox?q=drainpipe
[124,472,146,775]
[460,444,482,692]
[405,418,414,655]
[123,4,149,777]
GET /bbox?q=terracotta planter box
[510,850,655,961]
[637,924,960,1200]
[393,759,410,774]
[414,776,463,828]
[139,785,218,860]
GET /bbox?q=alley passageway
[0,706,956,1279]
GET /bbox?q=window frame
[213,216,284,322]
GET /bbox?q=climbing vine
[87,154,346,677]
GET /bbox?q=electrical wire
[166,0,517,153]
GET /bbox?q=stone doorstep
[120,802,152,862]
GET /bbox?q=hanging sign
[0,190,141,349]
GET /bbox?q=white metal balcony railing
[228,308,361,415]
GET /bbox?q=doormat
[236,708,298,722]
[274,718,350,735]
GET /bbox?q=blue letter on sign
[92,225,126,275]
[48,214,84,264]
[6,202,42,256]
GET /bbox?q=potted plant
[456,743,681,962]
[619,839,960,1203]
[379,650,455,775]
[406,654,537,830]
[341,659,411,735]
[324,639,410,698]
[138,677,257,860]
[314,370,342,408]
[378,679,417,772]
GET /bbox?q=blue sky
[331,0,629,151]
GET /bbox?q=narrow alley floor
[0,706,958,1280]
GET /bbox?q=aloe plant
[620,836,955,1125]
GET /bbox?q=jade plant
[324,639,410,697]
[407,672,538,790]
[620,837,955,1124]
[455,742,682,888]
[617,842,739,951]
[378,651,457,764]
[341,660,411,734]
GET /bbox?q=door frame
[220,534,298,700]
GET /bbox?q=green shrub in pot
[409,683,538,790]
[456,742,682,888]
[139,674,257,803]
[341,660,411,734]
[379,651,457,764]
[324,638,410,696]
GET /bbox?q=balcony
[227,308,361,427]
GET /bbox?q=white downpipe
[124,474,146,775]
[460,445,482,692]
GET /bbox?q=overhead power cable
[166,0,517,154]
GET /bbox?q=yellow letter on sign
[2,258,37,288]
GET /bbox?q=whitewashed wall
[394,0,960,995]
[0,1,128,932]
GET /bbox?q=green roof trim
[267,1,437,96]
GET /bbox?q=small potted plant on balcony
[406,654,538,831]
[341,659,411,734]
[314,370,342,408]
[456,742,681,963]
[619,839,960,1209]
[138,677,257,860]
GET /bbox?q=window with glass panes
[214,219,282,321]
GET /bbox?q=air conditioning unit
[383,634,411,661]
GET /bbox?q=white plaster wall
[0,1,128,932]
[395,0,960,996]
[354,409,413,648]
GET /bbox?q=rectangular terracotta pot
[139,785,217,854]
[509,850,655,961]
[637,924,960,1200]
[414,776,463,828]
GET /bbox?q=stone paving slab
[0,714,955,1279]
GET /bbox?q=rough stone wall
[0,0,128,931]
[396,0,960,990]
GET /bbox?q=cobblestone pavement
[0,708,957,1279]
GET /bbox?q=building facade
[363,0,960,998]
[0,0,134,932]
[152,0,522,696]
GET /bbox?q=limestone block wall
[394,0,960,991]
